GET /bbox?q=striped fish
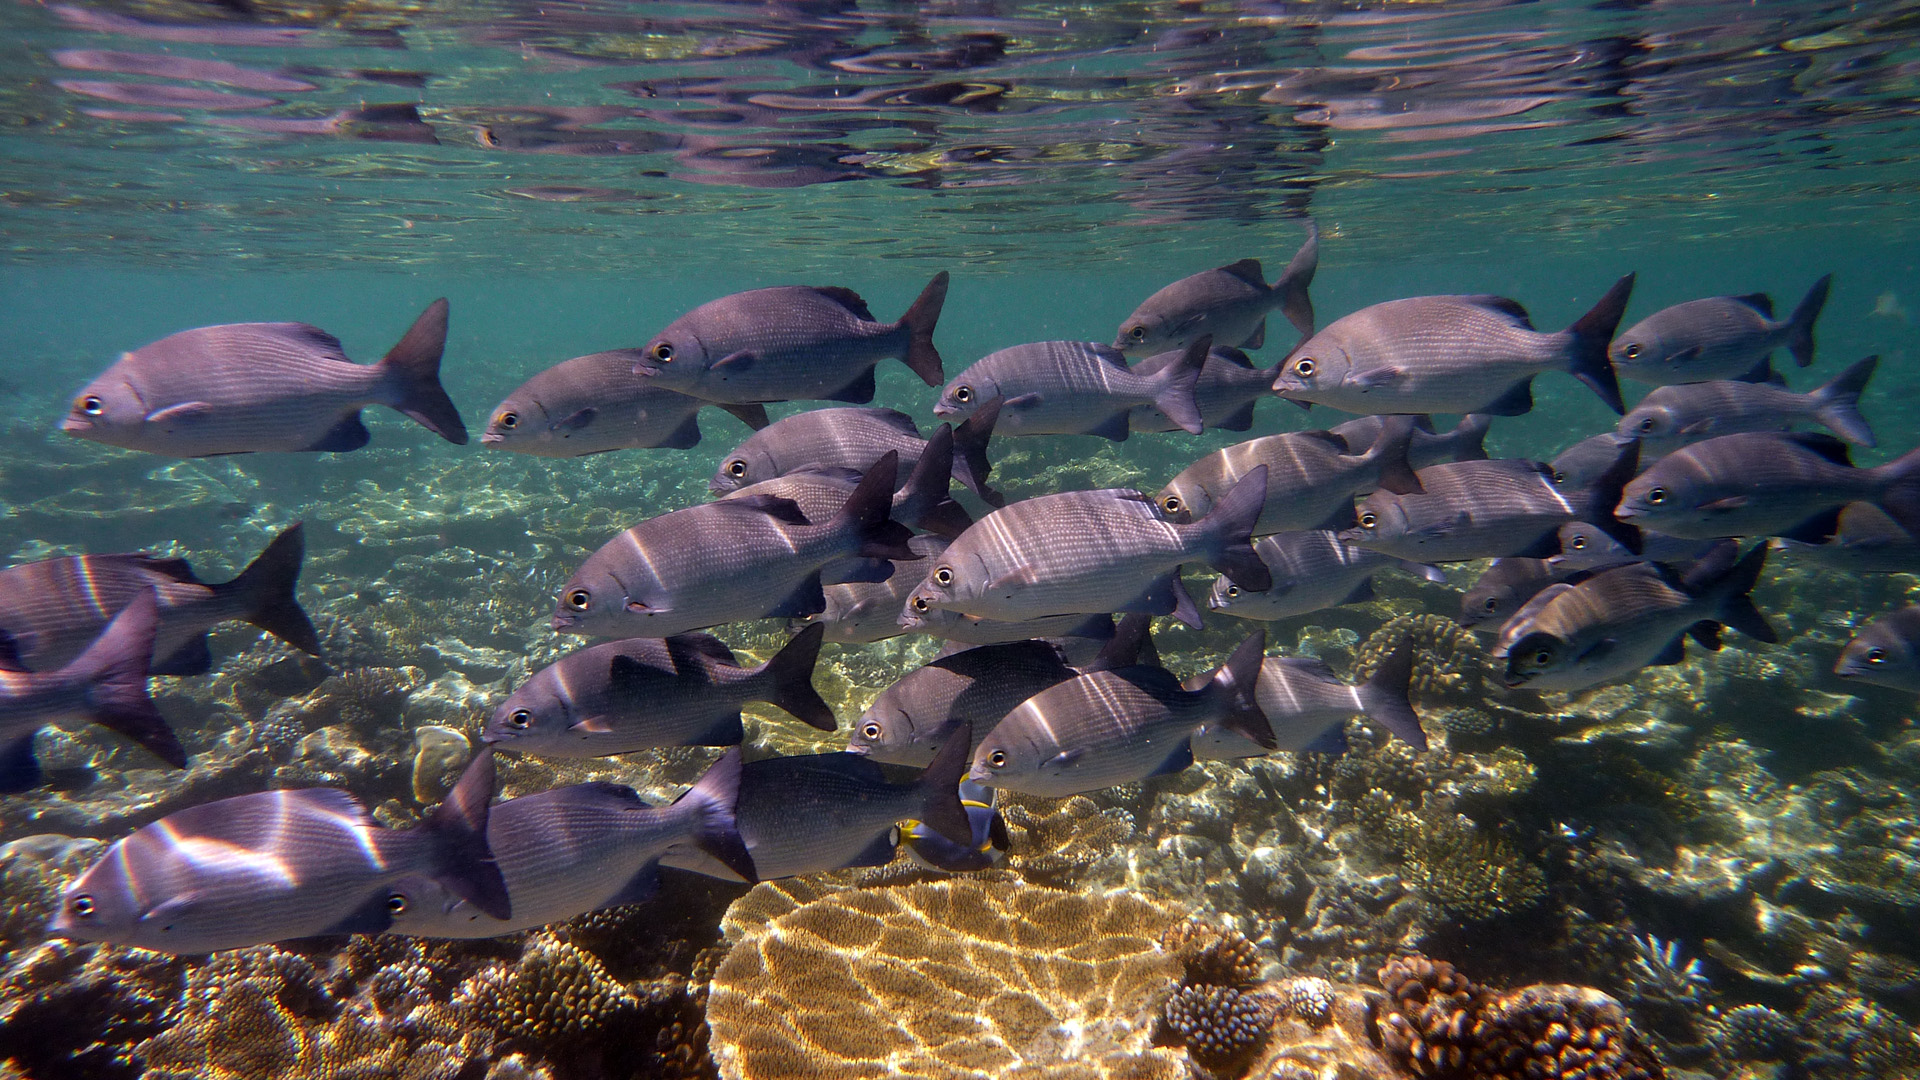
[481,349,769,457]
[850,639,1079,767]
[1329,413,1492,472]
[932,337,1207,440]
[484,625,833,758]
[1618,432,1920,542]
[61,299,467,456]
[385,750,753,937]
[1612,275,1830,385]
[0,522,317,676]
[1835,605,1920,693]
[1207,530,1444,621]
[1460,558,1567,628]
[1113,223,1318,356]
[1776,503,1920,574]
[721,424,979,542]
[1346,442,1641,563]
[901,471,1271,631]
[1272,275,1634,416]
[659,731,971,882]
[631,274,949,404]
[1158,417,1421,537]
[0,591,181,793]
[553,453,916,640]
[51,748,509,953]
[708,403,999,507]
[1192,639,1425,759]
[1128,345,1278,434]
[1616,355,1876,456]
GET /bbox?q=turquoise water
[5,2,1920,1078]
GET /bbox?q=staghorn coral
[1351,613,1486,703]
[1157,984,1273,1075]
[707,878,1185,1080]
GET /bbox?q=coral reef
[1351,613,1488,704]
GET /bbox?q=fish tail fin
[1564,273,1634,415]
[674,747,757,883]
[420,745,511,920]
[1366,414,1424,495]
[950,398,1004,506]
[66,591,185,769]
[897,271,950,387]
[1273,219,1318,340]
[1151,335,1209,435]
[760,623,836,731]
[1357,638,1428,750]
[1706,543,1777,643]
[917,721,974,846]
[1874,447,1920,540]
[1813,355,1877,447]
[226,522,322,659]
[836,450,917,562]
[1209,631,1274,750]
[1451,414,1493,461]
[378,298,469,444]
[1787,273,1832,368]
[1198,464,1272,592]
[1585,437,1643,554]
[894,424,957,532]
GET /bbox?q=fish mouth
[966,765,995,785]
[706,478,735,495]
[931,404,957,418]
[479,431,504,445]
[58,416,92,433]
[1501,671,1534,688]
[550,614,580,632]
[1614,505,1643,520]
[843,743,870,756]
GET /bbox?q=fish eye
[954,386,973,404]
[1868,647,1888,664]
[1226,585,1240,598]
[1359,512,1377,529]
[933,567,954,587]
[1551,469,1569,484]
[912,596,930,612]
[1646,487,1667,506]
[508,709,531,729]
[1637,417,1656,434]
[988,750,1007,769]
[1533,649,1553,666]
[78,395,104,416]
[386,892,408,915]
[69,894,95,918]
[653,343,673,362]
[861,722,882,740]
[1483,597,1500,613]
[727,460,748,478]
[1624,343,1642,360]
[1128,326,1147,342]
[1163,496,1182,514]
[1294,358,1316,378]
[1570,535,1587,550]
[497,411,519,430]
[566,589,591,611]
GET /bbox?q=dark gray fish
[1498,543,1775,691]
[1550,433,1637,489]
[794,535,947,644]
[1460,558,1566,628]
[631,275,948,404]
[484,626,832,757]
[51,748,508,953]
[708,404,999,508]
[1346,442,1641,563]
[482,349,769,457]
[1616,355,1876,455]
[1547,521,1706,573]
[902,471,1270,631]
[969,625,1272,797]
[0,523,317,676]
[721,425,976,543]
[1612,275,1831,384]
[1835,606,1920,692]
[1272,275,1634,416]
[554,453,915,639]
[850,640,1079,767]
[1207,531,1444,621]
[1193,639,1424,758]
[1158,418,1421,537]
[1617,432,1920,543]
[1776,503,1920,573]
[385,750,753,937]
[1128,345,1277,433]
[659,730,972,881]
[61,299,467,455]
[1113,222,1318,355]
[0,592,181,794]
[1330,413,1492,472]
[933,337,1205,440]
[901,778,1008,874]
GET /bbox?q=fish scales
[713,408,931,491]
[1349,456,1625,563]
[1162,432,1376,534]
[1209,531,1439,620]
[935,340,1195,438]
[482,350,719,456]
[1618,432,1920,541]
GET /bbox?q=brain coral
[706,879,1186,1080]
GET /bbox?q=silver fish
[1346,443,1641,563]
[708,404,997,505]
[1158,417,1421,537]
[1129,345,1279,433]
[969,626,1272,797]
[1272,275,1634,416]
[850,640,1079,767]
[1547,521,1706,573]
[554,453,915,639]
[0,591,180,793]
[1616,432,1920,543]
[1207,531,1444,621]
[793,535,948,644]
[51,748,508,953]
[721,421,981,544]
[1459,558,1565,628]
[1330,413,1492,472]
[933,337,1206,440]
[630,275,948,404]
[0,522,316,676]
[1835,606,1920,692]
[1775,503,1920,573]
[385,750,753,937]
[484,626,833,757]
[1192,638,1424,758]
[1113,222,1318,355]
[482,349,769,457]
[1550,432,1636,489]
[659,731,972,881]
[61,299,467,456]
[901,472,1270,631]
[1612,275,1830,385]
[1497,542,1775,691]
[1616,355,1876,455]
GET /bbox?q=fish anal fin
[1087,412,1132,442]
[1146,741,1194,777]
[152,635,214,677]
[1482,380,1536,417]
[306,413,372,453]
[1243,319,1266,351]
[764,574,826,619]
[318,889,397,936]
[0,733,41,794]
[826,367,877,404]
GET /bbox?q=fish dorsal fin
[1217,258,1266,287]
[1091,343,1132,370]
[718,494,812,526]
[665,632,738,668]
[127,554,202,583]
[809,286,877,322]
[251,322,351,359]
[1783,431,1853,466]
[1298,428,1351,453]
[863,408,924,435]
[1731,292,1775,318]
[1461,295,1535,328]
[931,640,1069,680]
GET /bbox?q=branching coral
[1352,614,1486,703]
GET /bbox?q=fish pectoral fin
[554,407,597,433]
[139,891,209,930]
[305,413,373,453]
[1042,747,1087,770]
[985,566,1043,593]
[1648,636,1688,667]
[624,599,653,613]
[144,401,217,424]
[1414,513,1469,539]
[711,350,757,372]
[1002,392,1043,410]
[1146,741,1195,777]
[567,716,618,734]
[1573,637,1617,663]
[1699,496,1751,513]
[1345,366,1405,390]
[1679,418,1717,437]
[0,628,34,672]
[317,889,401,936]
